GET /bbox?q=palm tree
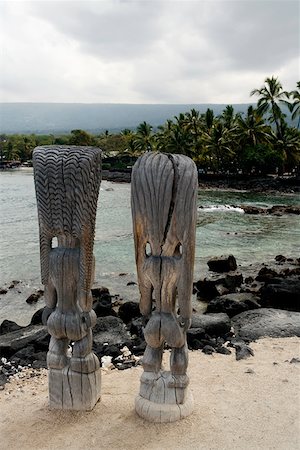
[203,108,215,134]
[135,121,154,153]
[237,106,272,147]
[185,108,202,137]
[251,76,289,139]
[163,124,193,157]
[289,81,300,128]
[220,105,240,130]
[273,123,300,174]
[235,107,274,174]
[121,130,141,157]
[201,122,233,173]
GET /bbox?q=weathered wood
[131,152,198,422]
[33,145,102,410]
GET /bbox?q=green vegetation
[1,77,299,175]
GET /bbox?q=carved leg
[70,329,100,373]
[142,344,163,373]
[136,321,193,423]
[48,322,101,410]
[47,336,69,369]
[168,343,189,388]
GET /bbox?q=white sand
[0,337,299,450]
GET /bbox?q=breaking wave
[199,204,245,213]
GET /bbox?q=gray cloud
[29,0,166,60]
[0,0,299,103]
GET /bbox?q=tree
[162,124,193,157]
[220,105,240,130]
[273,123,300,174]
[69,129,94,146]
[250,76,289,139]
[236,106,272,147]
[289,81,300,128]
[134,122,155,152]
[203,108,215,133]
[121,129,141,157]
[185,108,202,138]
[201,122,233,173]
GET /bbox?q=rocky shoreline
[102,170,300,193]
[0,254,299,389]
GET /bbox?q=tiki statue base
[48,367,101,411]
[135,370,194,423]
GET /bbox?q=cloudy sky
[0,0,299,104]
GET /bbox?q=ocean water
[0,169,299,324]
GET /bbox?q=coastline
[101,169,300,193]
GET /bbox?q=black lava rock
[0,320,23,335]
[260,278,300,312]
[30,308,45,325]
[202,345,215,355]
[232,308,300,341]
[118,301,141,324]
[206,293,260,318]
[207,255,237,272]
[26,290,44,304]
[93,316,130,346]
[191,312,231,337]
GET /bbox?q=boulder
[255,266,279,282]
[25,289,44,304]
[206,293,260,317]
[194,279,220,299]
[91,285,115,317]
[0,320,23,335]
[129,317,144,339]
[269,205,300,215]
[227,337,254,360]
[9,345,47,368]
[202,345,215,355]
[231,308,300,341]
[260,278,300,312]
[93,316,131,346]
[30,307,45,325]
[275,255,287,263]
[195,272,243,300]
[241,205,264,214]
[91,285,110,299]
[93,297,115,317]
[241,205,300,215]
[118,301,141,324]
[186,327,206,348]
[191,312,231,336]
[0,325,48,357]
[207,255,237,272]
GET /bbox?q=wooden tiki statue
[33,145,102,410]
[131,152,198,422]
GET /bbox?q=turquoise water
[0,169,299,323]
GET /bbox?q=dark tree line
[1,77,299,175]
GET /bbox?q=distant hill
[0,102,249,134]
[0,102,295,134]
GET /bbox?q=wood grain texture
[33,145,102,410]
[131,152,197,422]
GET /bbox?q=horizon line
[0,101,255,106]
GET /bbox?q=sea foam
[199,204,245,213]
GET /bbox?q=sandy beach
[1,336,299,450]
